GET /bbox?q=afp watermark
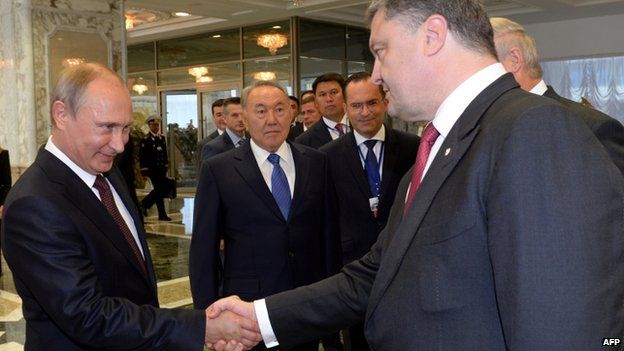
[603,338,621,347]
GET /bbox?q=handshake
[204,296,262,351]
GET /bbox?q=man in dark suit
[295,73,349,149]
[1,63,259,350]
[287,96,304,141]
[201,97,246,163]
[206,1,624,350]
[139,115,171,221]
[320,72,419,350]
[190,80,339,351]
[491,16,624,174]
[197,98,226,162]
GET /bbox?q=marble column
[0,0,37,172]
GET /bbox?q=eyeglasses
[349,99,380,112]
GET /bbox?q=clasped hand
[204,296,261,351]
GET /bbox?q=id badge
[369,197,379,218]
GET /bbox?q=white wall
[524,13,624,61]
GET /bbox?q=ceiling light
[188,66,208,78]
[212,34,221,38]
[196,76,214,83]
[173,12,191,17]
[257,33,288,55]
[272,26,282,29]
[62,57,85,68]
[254,71,277,81]
[132,83,148,95]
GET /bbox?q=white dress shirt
[353,125,386,180]
[45,136,144,257]
[249,140,296,197]
[529,79,548,96]
[322,116,350,140]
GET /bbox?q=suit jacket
[294,120,333,149]
[543,86,624,175]
[190,142,339,309]
[1,148,204,350]
[320,127,419,264]
[287,122,304,142]
[0,149,11,205]
[263,74,624,350]
[197,130,221,163]
[201,131,235,164]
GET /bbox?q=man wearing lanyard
[295,73,350,149]
[319,72,419,350]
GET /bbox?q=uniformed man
[140,115,171,221]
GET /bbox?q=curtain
[542,56,624,125]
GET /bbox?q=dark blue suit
[201,131,235,163]
[294,120,332,149]
[1,148,205,350]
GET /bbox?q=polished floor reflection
[0,195,197,350]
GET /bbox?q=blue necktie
[364,140,381,197]
[267,154,291,220]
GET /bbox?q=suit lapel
[233,144,285,221]
[289,143,310,220]
[366,74,520,319]
[37,150,152,284]
[315,121,333,146]
[343,134,372,198]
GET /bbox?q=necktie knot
[335,123,346,135]
[364,139,377,150]
[93,175,109,193]
[421,123,440,146]
[268,153,280,165]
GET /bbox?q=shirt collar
[529,79,548,96]
[432,63,507,138]
[225,128,243,145]
[45,136,97,188]
[250,139,293,169]
[353,124,386,146]
[322,115,348,129]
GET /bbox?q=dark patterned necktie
[364,140,381,197]
[93,175,147,275]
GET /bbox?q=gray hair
[490,17,543,79]
[366,0,497,58]
[51,62,124,125]
[241,80,288,109]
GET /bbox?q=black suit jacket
[0,149,11,205]
[287,122,304,142]
[543,86,624,175]
[320,127,419,264]
[190,142,339,309]
[263,74,624,350]
[201,131,235,164]
[295,120,333,149]
[197,130,221,163]
[1,148,204,350]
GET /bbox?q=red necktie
[403,123,440,215]
[93,175,147,275]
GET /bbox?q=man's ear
[51,101,69,130]
[502,47,524,73]
[422,14,448,56]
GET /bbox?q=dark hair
[288,95,300,106]
[312,73,345,94]
[223,97,241,110]
[211,98,225,115]
[300,90,314,100]
[344,72,385,101]
[366,0,496,58]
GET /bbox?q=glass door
[160,89,199,188]
[198,85,241,140]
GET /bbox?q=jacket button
[288,252,295,258]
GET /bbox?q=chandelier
[257,34,288,55]
[254,71,277,81]
[131,83,148,95]
[188,66,208,78]
[196,76,214,83]
[62,57,84,68]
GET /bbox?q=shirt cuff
[254,299,279,348]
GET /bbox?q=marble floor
[0,194,198,350]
